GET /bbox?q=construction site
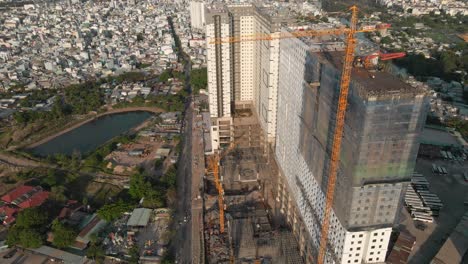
[203,107,304,264]
[199,4,435,264]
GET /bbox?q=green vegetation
[167,16,182,56]
[51,219,77,248]
[11,71,149,126]
[6,207,48,248]
[190,68,207,94]
[63,82,105,115]
[154,158,164,170]
[446,117,468,139]
[6,227,43,248]
[97,200,134,221]
[42,135,134,172]
[128,164,177,209]
[113,92,186,112]
[86,234,105,263]
[128,245,140,264]
[13,81,105,125]
[158,69,184,83]
[394,47,468,83]
[18,89,57,108]
[386,13,467,35]
[16,207,48,227]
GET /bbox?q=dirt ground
[399,158,468,263]
[105,136,175,175]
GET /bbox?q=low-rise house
[1,185,49,209]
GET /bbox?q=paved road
[173,98,194,264]
[190,105,206,264]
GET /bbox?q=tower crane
[206,143,236,234]
[209,5,376,264]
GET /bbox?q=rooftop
[316,51,426,99]
[127,208,152,227]
[29,246,88,264]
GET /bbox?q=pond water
[30,111,152,157]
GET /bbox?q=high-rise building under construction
[204,5,428,263]
[275,34,427,263]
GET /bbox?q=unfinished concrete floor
[203,110,303,264]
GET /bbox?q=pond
[30,111,152,157]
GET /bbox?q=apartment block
[190,1,206,31]
[275,34,427,263]
[205,4,292,147]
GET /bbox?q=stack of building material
[404,173,443,223]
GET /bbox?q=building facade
[275,34,427,263]
[205,4,292,147]
[190,1,206,31]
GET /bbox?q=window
[357,247,361,250]
[372,239,377,242]
[369,258,373,262]
[359,234,363,238]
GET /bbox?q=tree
[6,226,43,248]
[51,220,77,248]
[16,207,48,228]
[97,200,133,221]
[136,33,144,42]
[166,187,177,208]
[87,242,105,263]
[129,173,151,199]
[440,51,457,74]
[70,150,82,171]
[162,166,177,188]
[128,245,140,264]
[19,229,43,248]
[159,70,171,83]
[154,159,164,170]
[42,169,58,186]
[141,188,165,208]
[50,186,68,203]
[190,68,207,94]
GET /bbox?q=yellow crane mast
[209,6,370,264]
[317,6,359,264]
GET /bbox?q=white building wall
[276,35,392,264]
[190,1,205,30]
[267,36,280,142]
[239,16,255,101]
[206,23,231,118]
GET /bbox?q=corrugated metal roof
[30,246,87,264]
[127,208,152,226]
